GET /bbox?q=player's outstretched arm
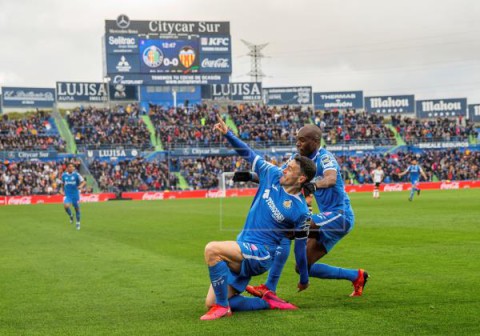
[213,114,259,164]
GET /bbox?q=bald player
[238,125,368,298]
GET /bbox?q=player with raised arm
[200,115,316,321]
[372,163,385,199]
[244,125,368,299]
[60,163,86,230]
[398,158,427,201]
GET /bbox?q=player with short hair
[244,124,368,299]
[200,115,316,321]
[398,158,427,201]
[372,163,385,199]
[60,163,85,230]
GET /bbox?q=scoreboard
[104,16,231,85]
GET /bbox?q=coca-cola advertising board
[2,193,116,206]
[2,183,479,206]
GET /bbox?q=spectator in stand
[67,104,151,150]
[0,111,65,152]
[393,116,477,144]
[149,104,227,149]
[179,154,293,190]
[88,157,177,192]
[313,109,395,146]
[336,149,480,184]
[229,104,312,146]
[180,156,251,190]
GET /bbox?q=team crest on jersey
[283,200,292,209]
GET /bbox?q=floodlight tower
[241,39,269,83]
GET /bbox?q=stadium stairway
[141,115,163,151]
[386,124,406,146]
[173,172,189,190]
[78,157,101,193]
[225,114,239,135]
[52,109,77,154]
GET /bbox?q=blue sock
[229,295,269,311]
[409,188,415,199]
[208,261,229,307]
[309,263,358,282]
[74,206,81,222]
[65,207,73,218]
[265,243,290,292]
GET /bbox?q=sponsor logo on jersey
[321,155,334,168]
[265,197,285,222]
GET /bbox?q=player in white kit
[372,163,384,199]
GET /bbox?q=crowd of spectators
[67,105,152,150]
[178,154,292,190]
[0,159,83,196]
[337,149,480,184]
[229,104,311,147]
[0,112,65,152]
[179,156,253,190]
[391,115,478,144]
[149,104,226,149]
[88,157,178,192]
[314,110,395,146]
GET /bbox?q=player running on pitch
[372,163,385,199]
[60,163,86,230]
[242,125,368,299]
[200,115,316,321]
[398,158,427,201]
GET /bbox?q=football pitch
[1,189,479,335]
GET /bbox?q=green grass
[1,189,480,335]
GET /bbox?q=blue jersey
[407,165,421,183]
[284,149,353,218]
[237,155,310,247]
[62,172,83,198]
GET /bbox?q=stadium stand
[391,115,478,144]
[149,104,227,149]
[0,111,66,152]
[0,158,82,196]
[313,110,396,146]
[88,157,178,192]
[66,105,152,150]
[337,149,480,184]
[229,104,312,147]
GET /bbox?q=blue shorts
[63,195,79,207]
[228,241,274,293]
[311,211,354,252]
[411,179,419,186]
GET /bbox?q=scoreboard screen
[139,39,200,74]
[104,16,231,85]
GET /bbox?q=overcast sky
[0,0,479,102]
